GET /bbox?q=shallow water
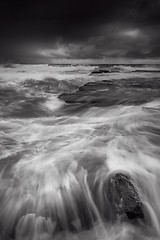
[0,64,160,239]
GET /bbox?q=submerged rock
[107,172,144,220]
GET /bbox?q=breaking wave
[90,64,160,75]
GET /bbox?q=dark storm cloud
[1,0,160,62]
[0,0,132,39]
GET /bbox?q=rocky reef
[59,78,160,112]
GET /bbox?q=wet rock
[79,81,115,92]
[107,173,144,220]
[135,69,160,73]
[90,69,110,75]
[90,68,160,75]
[59,79,160,114]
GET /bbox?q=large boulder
[107,172,144,220]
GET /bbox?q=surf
[0,64,160,239]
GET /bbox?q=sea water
[0,63,160,239]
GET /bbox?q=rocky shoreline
[59,78,160,113]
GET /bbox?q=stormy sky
[1,0,160,63]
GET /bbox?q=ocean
[0,63,160,239]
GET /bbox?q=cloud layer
[1,0,160,62]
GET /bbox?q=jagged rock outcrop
[59,78,160,113]
[90,69,110,75]
[107,172,144,220]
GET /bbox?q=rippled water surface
[0,64,160,240]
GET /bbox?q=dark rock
[89,67,122,75]
[90,68,160,75]
[135,69,160,73]
[107,172,144,220]
[79,81,115,92]
[90,69,110,75]
[59,92,81,103]
[59,78,160,114]
[48,64,72,67]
